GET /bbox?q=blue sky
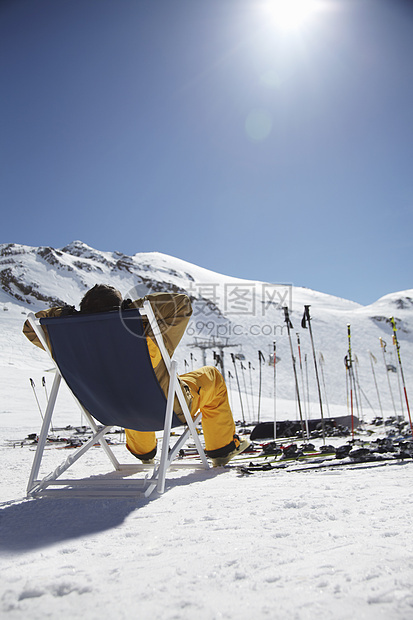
[1,0,412,305]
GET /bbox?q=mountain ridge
[1,241,412,415]
[0,240,393,309]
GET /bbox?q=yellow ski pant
[125,366,237,457]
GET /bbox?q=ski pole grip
[283,306,293,328]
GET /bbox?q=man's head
[80,284,123,314]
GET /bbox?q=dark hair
[80,284,123,314]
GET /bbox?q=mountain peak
[60,240,96,257]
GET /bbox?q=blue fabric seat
[41,309,182,432]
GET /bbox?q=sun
[264,0,322,31]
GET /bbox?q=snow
[1,244,413,618]
[1,424,413,619]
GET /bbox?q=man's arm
[131,292,192,356]
[22,306,73,350]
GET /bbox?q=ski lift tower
[188,336,241,378]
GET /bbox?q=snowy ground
[1,387,413,619]
[1,296,413,619]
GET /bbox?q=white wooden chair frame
[26,300,209,499]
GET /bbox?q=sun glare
[264,0,322,31]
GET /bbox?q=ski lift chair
[26,301,209,499]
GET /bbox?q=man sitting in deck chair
[23,284,250,466]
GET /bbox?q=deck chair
[26,300,209,498]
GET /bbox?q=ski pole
[296,333,309,438]
[319,353,331,418]
[273,341,277,441]
[301,305,325,443]
[354,356,376,417]
[231,353,245,425]
[248,361,255,417]
[344,355,350,417]
[369,351,383,418]
[42,375,55,432]
[390,317,413,438]
[305,353,311,422]
[228,370,233,410]
[257,350,265,424]
[42,376,48,402]
[392,333,405,418]
[346,327,362,435]
[240,362,251,422]
[217,349,226,379]
[380,337,397,420]
[283,307,306,440]
[227,370,234,411]
[354,355,363,422]
[29,378,44,421]
[347,325,355,439]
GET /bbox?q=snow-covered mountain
[1,242,412,620]
[1,241,412,422]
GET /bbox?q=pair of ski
[178,443,337,468]
[177,442,413,474]
[236,453,413,475]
